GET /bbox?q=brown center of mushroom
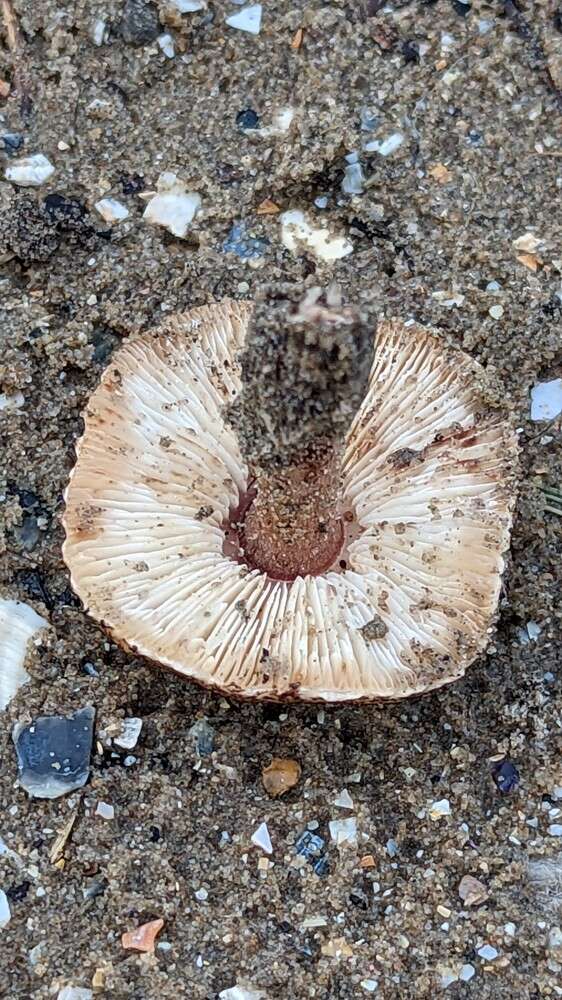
[225,284,375,580]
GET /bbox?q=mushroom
[63,287,517,702]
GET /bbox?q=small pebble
[548,825,562,837]
[477,944,498,961]
[360,981,378,993]
[492,759,520,794]
[458,874,488,906]
[489,304,504,320]
[459,964,475,982]
[12,706,95,799]
[364,132,404,156]
[188,717,214,756]
[120,0,160,46]
[236,108,259,130]
[158,33,175,58]
[219,985,267,1000]
[262,758,301,797]
[195,887,208,901]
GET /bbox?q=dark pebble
[236,108,260,130]
[17,515,41,552]
[1,132,24,154]
[222,222,268,260]
[12,706,95,799]
[120,172,145,195]
[402,41,420,64]
[6,881,30,902]
[91,327,120,363]
[44,193,87,227]
[492,759,520,794]
[120,0,160,47]
[189,717,215,756]
[452,0,471,13]
[16,569,53,609]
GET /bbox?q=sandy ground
[1,0,562,997]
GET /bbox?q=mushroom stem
[227,284,375,579]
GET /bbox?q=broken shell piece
[62,302,517,702]
[458,874,488,906]
[13,707,95,799]
[0,391,25,412]
[113,717,143,750]
[57,989,93,1000]
[95,198,129,224]
[219,985,267,1000]
[329,817,357,846]
[429,799,451,820]
[122,917,164,952]
[530,379,562,421]
[168,0,205,11]
[225,4,262,34]
[0,889,11,929]
[251,822,272,854]
[5,154,55,187]
[262,758,301,797]
[280,209,353,262]
[142,172,201,239]
[513,232,542,254]
[332,788,354,810]
[257,107,295,139]
[0,599,48,710]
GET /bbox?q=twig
[1,0,21,52]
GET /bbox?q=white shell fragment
[530,379,562,421]
[280,209,353,262]
[94,198,129,224]
[0,599,48,711]
[429,799,451,820]
[0,889,11,930]
[0,391,25,412]
[364,133,404,156]
[257,107,295,139]
[513,232,542,253]
[114,717,143,750]
[168,0,205,11]
[329,817,357,846]
[62,303,517,702]
[95,801,115,820]
[158,33,175,58]
[5,154,55,187]
[57,989,93,1000]
[251,822,272,854]
[219,985,267,1000]
[91,18,109,45]
[225,4,262,34]
[142,172,201,239]
[332,788,354,810]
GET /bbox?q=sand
[1,0,561,997]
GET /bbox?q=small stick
[1,0,22,52]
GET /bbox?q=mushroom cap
[63,300,517,703]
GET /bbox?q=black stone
[6,881,30,902]
[492,759,520,794]
[13,706,95,799]
[1,133,23,154]
[120,0,160,47]
[402,40,420,64]
[236,108,260,130]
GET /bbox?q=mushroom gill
[62,292,518,702]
